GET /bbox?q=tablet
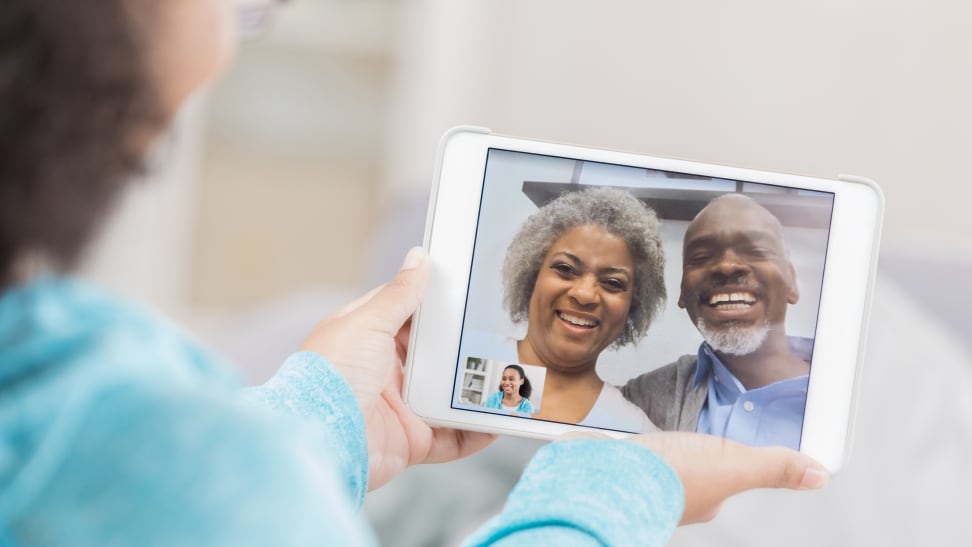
[403,126,883,472]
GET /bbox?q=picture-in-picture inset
[467,359,546,416]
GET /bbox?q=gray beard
[696,318,770,356]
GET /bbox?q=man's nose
[710,249,750,280]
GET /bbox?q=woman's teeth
[558,311,598,328]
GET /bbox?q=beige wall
[79,99,206,315]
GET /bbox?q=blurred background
[79,1,970,545]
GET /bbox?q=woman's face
[150,0,237,118]
[500,368,525,395]
[524,224,634,373]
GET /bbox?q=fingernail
[799,466,830,490]
[401,247,427,271]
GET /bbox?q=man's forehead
[685,195,783,241]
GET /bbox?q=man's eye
[686,253,711,265]
[742,246,773,258]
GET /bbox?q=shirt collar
[691,336,815,389]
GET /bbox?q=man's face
[678,195,798,355]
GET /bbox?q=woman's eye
[602,278,627,292]
[552,263,576,276]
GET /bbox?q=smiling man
[621,193,812,450]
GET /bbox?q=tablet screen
[451,148,835,448]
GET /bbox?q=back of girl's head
[0,0,163,286]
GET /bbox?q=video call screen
[452,148,835,444]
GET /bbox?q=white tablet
[403,126,883,472]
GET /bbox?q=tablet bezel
[403,127,883,473]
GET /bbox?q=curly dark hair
[498,364,533,399]
[502,187,667,348]
[0,0,164,286]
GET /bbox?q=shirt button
[742,401,755,412]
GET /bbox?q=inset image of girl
[482,364,535,414]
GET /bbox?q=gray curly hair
[502,187,666,348]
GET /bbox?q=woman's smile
[556,310,600,329]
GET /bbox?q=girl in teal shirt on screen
[483,364,537,414]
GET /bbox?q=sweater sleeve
[9,377,376,547]
[241,351,369,507]
[462,439,684,547]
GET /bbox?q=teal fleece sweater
[0,278,683,546]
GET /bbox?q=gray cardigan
[620,354,708,432]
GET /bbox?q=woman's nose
[568,274,598,305]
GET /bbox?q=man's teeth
[708,292,756,306]
[558,312,598,327]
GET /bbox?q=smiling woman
[501,187,666,431]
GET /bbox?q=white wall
[384,0,972,262]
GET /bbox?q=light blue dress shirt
[694,339,811,450]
